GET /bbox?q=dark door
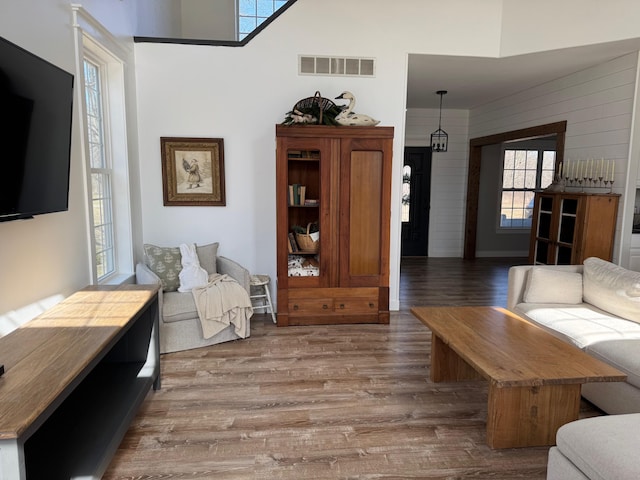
[401,147,431,256]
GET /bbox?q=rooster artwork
[183,157,202,189]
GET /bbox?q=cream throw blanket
[192,274,253,339]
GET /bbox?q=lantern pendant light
[430,90,448,152]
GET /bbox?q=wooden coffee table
[411,306,626,449]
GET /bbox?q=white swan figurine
[334,91,380,126]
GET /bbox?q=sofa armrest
[135,262,165,321]
[217,256,251,293]
[507,264,584,310]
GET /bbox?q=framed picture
[160,137,226,206]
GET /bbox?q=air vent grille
[299,55,375,77]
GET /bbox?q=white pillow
[523,267,583,304]
[583,257,640,322]
[178,243,209,292]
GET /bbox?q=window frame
[74,22,134,285]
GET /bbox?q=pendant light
[430,90,448,152]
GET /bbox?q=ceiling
[406,38,640,110]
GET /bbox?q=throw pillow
[195,242,219,275]
[583,257,640,322]
[178,243,209,292]
[523,267,583,304]
[143,244,182,292]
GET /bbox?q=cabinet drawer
[289,298,334,314]
[334,298,378,313]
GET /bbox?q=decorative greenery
[292,222,319,234]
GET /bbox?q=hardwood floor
[104,257,600,479]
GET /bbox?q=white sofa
[508,257,640,480]
[507,257,640,414]
[135,242,251,354]
[547,413,640,479]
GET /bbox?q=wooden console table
[0,285,160,479]
[411,306,626,448]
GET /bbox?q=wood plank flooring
[103,257,601,479]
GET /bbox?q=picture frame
[160,137,226,206]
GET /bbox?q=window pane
[239,16,257,33]
[502,168,514,188]
[257,0,274,17]
[402,165,411,223]
[542,151,556,170]
[239,0,256,15]
[524,169,537,189]
[526,150,538,169]
[504,150,515,169]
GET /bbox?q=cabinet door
[339,137,392,287]
[530,194,555,264]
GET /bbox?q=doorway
[464,121,567,259]
[401,147,431,256]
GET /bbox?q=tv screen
[0,36,74,222]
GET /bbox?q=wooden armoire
[275,124,393,326]
[529,191,620,265]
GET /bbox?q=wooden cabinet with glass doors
[529,191,620,265]
[276,125,394,326]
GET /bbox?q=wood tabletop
[0,285,158,440]
[411,306,627,388]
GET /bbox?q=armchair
[135,242,251,354]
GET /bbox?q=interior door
[401,147,431,256]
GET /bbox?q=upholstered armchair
[135,242,251,354]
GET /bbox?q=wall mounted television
[0,36,74,222]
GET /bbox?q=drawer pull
[369,303,374,308]
[339,304,345,309]
[323,304,328,309]
[293,304,299,310]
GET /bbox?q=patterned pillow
[143,244,182,292]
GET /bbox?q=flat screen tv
[0,36,74,222]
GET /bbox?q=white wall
[0,0,141,315]
[469,53,639,262]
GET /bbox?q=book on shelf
[292,183,300,205]
[288,232,298,252]
[304,198,319,206]
[288,185,294,205]
[298,185,306,205]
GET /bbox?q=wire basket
[291,91,339,125]
[295,223,319,253]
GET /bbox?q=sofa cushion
[162,291,198,323]
[144,244,182,292]
[515,303,640,349]
[583,257,640,323]
[586,339,640,388]
[523,267,583,304]
[555,414,640,480]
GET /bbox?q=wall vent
[299,55,375,77]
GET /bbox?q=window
[500,148,556,229]
[83,59,114,280]
[238,0,288,40]
[76,27,134,285]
